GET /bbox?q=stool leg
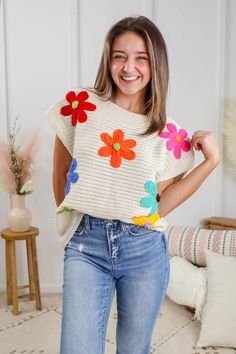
[26,239,35,300]
[5,240,12,305]
[31,237,42,310]
[9,241,19,315]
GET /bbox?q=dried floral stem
[9,117,24,193]
[0,116,38,195]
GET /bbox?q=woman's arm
[52,136,72,207]
[157,130,220,217]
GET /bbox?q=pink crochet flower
[159,123,191,159]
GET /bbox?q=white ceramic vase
[8,194,32,232]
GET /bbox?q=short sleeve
[155,119,195,182]
[45,92,76,156]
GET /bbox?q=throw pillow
[197,250,236,348]
[166,226,236,266]
[166,256,207,320]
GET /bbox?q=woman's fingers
[190,131,220,165]
[191,131,213,148]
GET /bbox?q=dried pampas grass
[223,101,236,179]
[0,117,39,195]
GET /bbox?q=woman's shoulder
[46,87,104,115]
[160,116,193,147]
[53,86,102,102]
[61,86,97,100]
[163,116,190,133]
[74,86,106,106]
[75,86,95,95]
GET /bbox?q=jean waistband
[82,214,132,232]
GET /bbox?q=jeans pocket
[74,219,86,237]
[128,224,155,237]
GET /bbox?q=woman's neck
[111,90,146,115]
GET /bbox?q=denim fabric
[60,214,170,354]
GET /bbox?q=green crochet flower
[57,206,73,214]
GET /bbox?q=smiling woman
[47,15,220,354]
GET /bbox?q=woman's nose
[123,58,136,73]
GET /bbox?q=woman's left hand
[191,130,220,166]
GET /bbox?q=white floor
[0,292,235,354]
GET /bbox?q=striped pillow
[166,226,236,266]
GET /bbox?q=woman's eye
[136,56,148,60]
[114,55,126,60]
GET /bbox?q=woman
[47,16,220,354]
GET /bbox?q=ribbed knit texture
[46,87,195,248]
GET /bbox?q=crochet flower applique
[132,213,160,229]
[132,180,161,229]
[57,206,73,214]
[60,90,96,126]
[159,123,191,159]
[64,158,79,195]
[141,180,160,216]
[98,129,136,168]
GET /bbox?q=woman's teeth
[121,76,139,81]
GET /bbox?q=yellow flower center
[113,143,120,151]
[72,100,79,109]
[175,135,181,142]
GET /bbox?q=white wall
[222,0,236,218]
[0,0,235,291]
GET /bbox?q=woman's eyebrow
[135,51,149,54]
[111,50,126,53]
[111,50,149,54]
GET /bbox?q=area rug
[0,292,235,354]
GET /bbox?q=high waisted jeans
[60,214,170,354]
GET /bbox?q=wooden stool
[0,227,42,315]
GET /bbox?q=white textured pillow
[197,250,236,348]
[166,256,207,320]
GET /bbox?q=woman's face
[110,31,151,99]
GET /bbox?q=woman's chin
[117,85,142,97]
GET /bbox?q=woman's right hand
[191,130,220,167]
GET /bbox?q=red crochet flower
[159,123,191,159]
[60,91,96,126]
[98,129,136,168]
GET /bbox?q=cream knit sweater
[46,87,194,248]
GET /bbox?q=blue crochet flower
[64,158,79,195]
[140,180,159,216]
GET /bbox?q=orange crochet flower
[98,129,136,168]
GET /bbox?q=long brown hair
[94,16,169,136]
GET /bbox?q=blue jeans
[60,214,170,354]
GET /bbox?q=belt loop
[122,221,128,232]
[84,214,91,231]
